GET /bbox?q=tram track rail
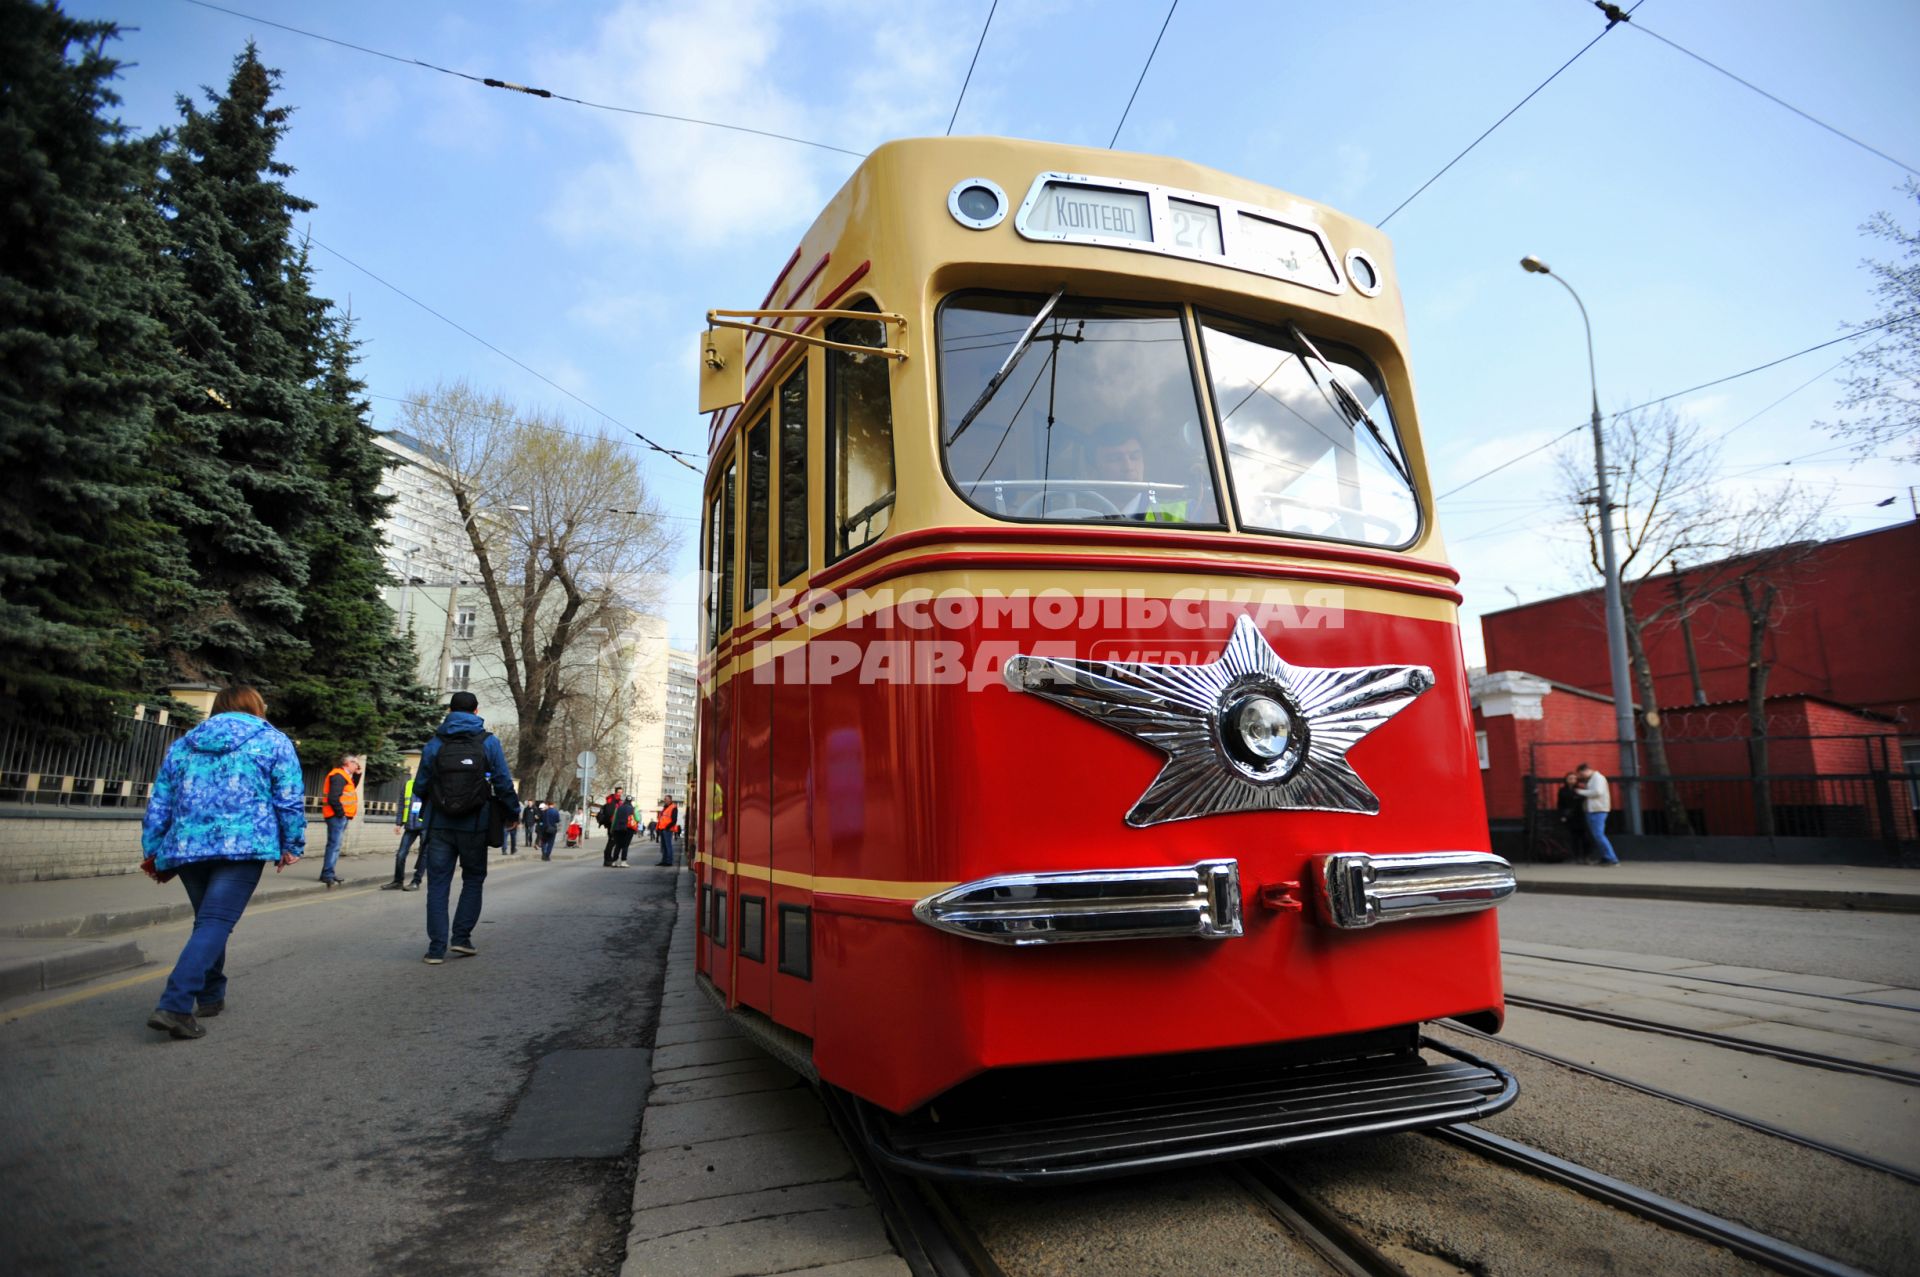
[1503,949,1920,1015]
[1502,993,1920,1086]
[1438,1019,1920,1187]
[1429,1124,1875,1277]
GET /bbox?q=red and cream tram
[692,137,1517,1182]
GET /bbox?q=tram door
[701,456,738,998]
[731,413,775,1015]
[768,362,814,1035]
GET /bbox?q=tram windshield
[1198,315,1416,548]
[940,292,1223,526]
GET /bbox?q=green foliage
[0,1,175,725]
[1,11,435,764]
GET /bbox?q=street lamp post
[1520,255,1643,835]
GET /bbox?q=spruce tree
[146,43,325,684]
[0,2,178,726]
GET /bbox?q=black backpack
[431,730,493,817]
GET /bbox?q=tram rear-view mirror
[699,327,746,413]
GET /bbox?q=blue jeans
[504,823,518,854]
[1586,812,1618,864]
[423,826,488,955]
[538,830,556,858]
[657,829,675,865]
[321,815,348,880]
[392,826,423,883]
[159,858,266,1013]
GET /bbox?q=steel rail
[1504,950,1920,1014]
[1235,1160,1410,1277]
[1438,1021,1920,1187]
[1432,1125,1874,1277]
[1503,994,1920,1086]
[819,1085,1006,1277]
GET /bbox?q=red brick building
[1470,520,1919,857]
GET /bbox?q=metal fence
[0,713,188,808]
[1524,732,1918,859]
[1,713,407,816]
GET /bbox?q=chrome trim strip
[1312,852,1515,929]
[914,858,1243,946]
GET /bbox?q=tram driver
[1091,422,1190,523]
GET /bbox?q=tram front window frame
[937,289,1225,530]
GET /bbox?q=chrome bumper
[912,859,1243,945]
[912,852,1514,945]
[1311,851,1516,929]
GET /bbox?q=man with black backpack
[412,691,519,965]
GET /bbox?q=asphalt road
[0,852,678,1277]
[1500,891,1920,987]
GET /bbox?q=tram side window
[1198,315,1418,549]
[745,414,771,609]
[719,459,737,634]
[703,489,722,650]
[826,308,895,560]
[779,364,808,583]
[939,291,1221,526]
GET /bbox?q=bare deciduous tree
[1823,179,1920,464]
[401,380,679,789]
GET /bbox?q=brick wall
[0,812,395,884]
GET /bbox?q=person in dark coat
[1556,771,1592,862]
[412,692,518,963]
[608,792,636,868]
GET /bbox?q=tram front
[696,137,1517,1182]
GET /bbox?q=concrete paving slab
[650,1062,806,1107]
[657,1016,745,1047]
[641,1088,829,1152]
[654,1035,766,1072]
[1734,1018,1920,1069]
[1503,941,1710,972]
[630,1130,858,1211]
[495,1047,652,1161]
[623,1202,895,1277]
[786,1257,912,1276]
[626,1179,873,1244]
[659,1000,727,1027]
[652,1055,786,1087]
[1554,994,1763,1032]
[1667,964,1911,998]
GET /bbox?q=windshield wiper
[946,286,1067,447]
[1285,322,1414,488]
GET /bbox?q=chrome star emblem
[1002,614,1434,827]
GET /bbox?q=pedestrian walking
[599,787,625,867]
[608,792,637,867]
[318,752,363,886]
[654,796,679,867]
[1573,762,1620,866]
[381,767,427,891]
[413,691,519,964]
[1555,771,1591,863]
[138,685,305,1040]
[537,800,561,859]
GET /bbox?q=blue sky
[67,0,1920,660]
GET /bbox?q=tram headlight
[1232,696,1291,761]
[1219,690,1304,780]
[948,177,1008,230]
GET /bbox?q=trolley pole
[1521,256,1643,834]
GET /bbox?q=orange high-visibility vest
[322,767,359,819]
[656,802,678,831]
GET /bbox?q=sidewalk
[621,873,907,1277]
[1512,860,1920,913]
[0,836,604,1001]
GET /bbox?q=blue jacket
[415,711,519,834]
[141,713,307,871]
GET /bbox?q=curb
[0,937,148,1000]
[1516,880,1920,914]
[4,845,605,942]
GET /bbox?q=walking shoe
[146,1009,206,1039]
[380,881,404,891]
[404,881,421,891]
[195,999,224,1017]
[423,953,445,965]
[450,943,478,957]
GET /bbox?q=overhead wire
[177,0,865,158]
[1436,312,1918,500]
[307,236,702,472]
[1377,0,1645,227]
[1623,18,1919,178]
[1108,1,1179,149]
[946,0,998,136]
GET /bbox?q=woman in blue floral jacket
[140,685,306,1039]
